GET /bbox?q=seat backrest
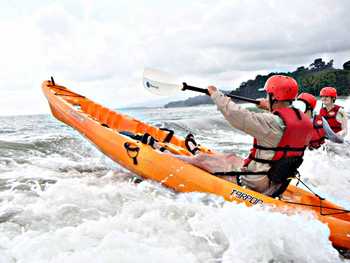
[135,122,148,134]
[92,104,102,120]
[80,100,90,113]
[107,112,123,130]
[116,116,139,132]
[99,107,110,124]
[86,103,97,116]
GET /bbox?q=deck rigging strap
[124,142,140,165]
[281,200,350,215]
[281,175,350,216]
[49,77,85,98]
[184,133,200,155]
[54,92,85,98]
[214,170,350,215]
[159,128,174,143]
[53,86,85,98]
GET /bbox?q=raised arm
[208,88,284,143]
[337,108,348,138]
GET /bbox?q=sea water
[0,103,349,263]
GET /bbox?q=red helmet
[264,75,298,101]
[297,92,317,110]
[320,87,337,98]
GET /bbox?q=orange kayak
[41,79,350,253]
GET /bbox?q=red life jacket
[244,107,313,169]
[229,107,313,197]
[308,115,326,149]
[319,105,342,133]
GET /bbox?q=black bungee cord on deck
[281,172,350,216]
[49,76,85,98]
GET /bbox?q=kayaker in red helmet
[319,87,348,138]
[181,75,313,197]
[297,93,325,149]
[296,92,346,149]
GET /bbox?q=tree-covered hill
[230,58,350,99]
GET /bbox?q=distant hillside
[164,95,213,108]
[165,58,350,108]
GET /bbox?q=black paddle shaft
[182,82,260,105]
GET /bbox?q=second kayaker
[297,92,326,149]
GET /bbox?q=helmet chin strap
[303,101,313,114]
[308,106,314,117]
[305,104,314,117]
[268,94,276,112]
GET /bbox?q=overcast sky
[0,0,349,115]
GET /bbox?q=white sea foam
[0,176,342,262]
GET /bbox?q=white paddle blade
[143,68,182,96]
[143,78,181,96]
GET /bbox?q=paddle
[143,68,260,105]
[321,116,345,143]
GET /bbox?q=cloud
[0,0,349,115]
